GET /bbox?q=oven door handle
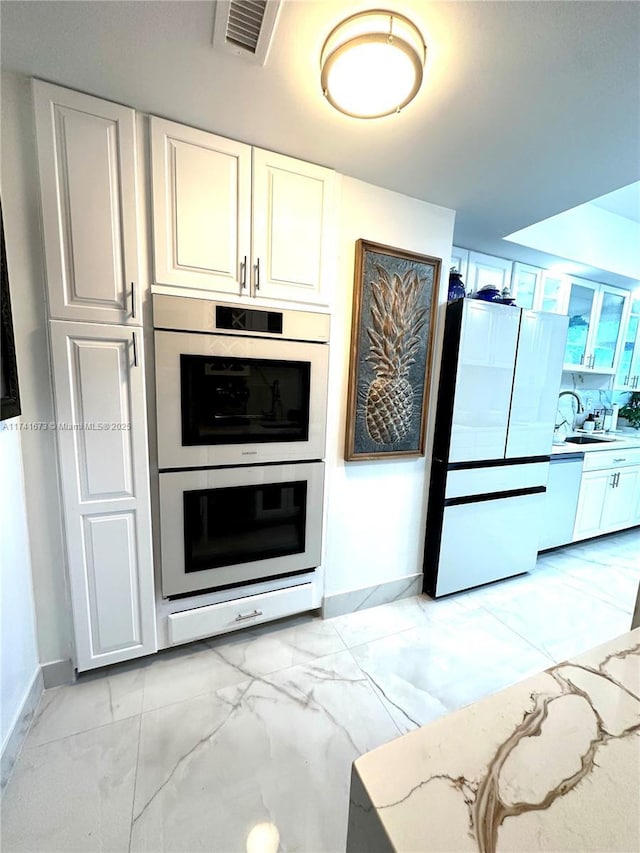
[235,609,263,622]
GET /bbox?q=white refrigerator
[423,299,569,597]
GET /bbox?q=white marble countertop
[551,430,640,456]
[347,629,640,852]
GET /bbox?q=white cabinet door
[615,296,640,390]
[33,80,142,325]
[251,148,336,305]
[150,117,251,295]
[510,262,541,310]
[573,470,610,541]
[506,310,569,458]
[590,284,628,372]
[449,301,519,462]
[49,321,157,671]
[450,246,469,282]
[535,272,570,314]
[601,467,640,531]
[465,251,512,296]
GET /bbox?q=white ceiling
[2,0,639,287]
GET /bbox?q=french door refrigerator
[423,299,568,597]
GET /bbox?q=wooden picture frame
[345,239,441,461]
[1,202,21,421]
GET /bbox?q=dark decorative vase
[448,269,466,302]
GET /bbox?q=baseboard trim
[322,573,422,619]
[1,667,43,790]
[42,658,74,689]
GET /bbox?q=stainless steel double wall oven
[154,295,329,597]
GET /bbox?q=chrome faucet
[555,391,583,430]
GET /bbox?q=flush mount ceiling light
[320,10,426,119]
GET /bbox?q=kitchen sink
[565,435,615,445]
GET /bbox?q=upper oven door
[155,330,329,469]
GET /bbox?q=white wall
[0,426,40,749]
[323,177,455,595]
[1,71,72,668]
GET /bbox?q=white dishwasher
[538,452,584,551]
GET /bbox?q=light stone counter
[347,629,640,853]
[551,430,640,456]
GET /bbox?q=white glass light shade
[320,11,426,119]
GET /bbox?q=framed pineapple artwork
[345,239,441,461]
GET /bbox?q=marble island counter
[347,629,640,853]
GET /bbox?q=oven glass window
[181,355,311,446]
[183,481,308,572]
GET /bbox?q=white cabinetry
[34,80,157,671]
[573,448,640,541]
[563,280,628,372]
[615,296,640,390]
[49,322,156,670]
[33,80,143,324]
[450,246,469,282]
[465,251,512,296]
[510,262,542,310]
[150,117,336,306]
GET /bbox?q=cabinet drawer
[446,462,549,499]
[582,448,640,471]
[167,582,316,645]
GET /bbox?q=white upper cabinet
[465,251,512,296]
[615,296,640,390]
[450,246,469,283]
[537,272,570,314]
[150,117,251,295]
[49,320,157,671]
[150,117,336,306]
[510,262,542,311]
[33,80,143,324]
[563,280,628,372]
[251,148,336,304]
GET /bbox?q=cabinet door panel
[506,310,568,458]
[252,148,335,304]
[50,321,156,670]
[151,117,251,293]
[592,286,628,371]
[33,81,141,324]
[573,470,610,540]
[564,281,597,368]
[601,468,639,530]
[465,251,512,296]
[83,512,142,654]
[71,338,134,499]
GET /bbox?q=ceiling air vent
[213,0,282,66]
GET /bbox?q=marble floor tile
[141,640,249,713]
[350,608,553,734]
[484,576,633,663]
[558,561,640,614]
[26,660,145,747]
[204,613,346,679]
[1,716,139,852]
[130,651,400,853]
[328,596,429,648]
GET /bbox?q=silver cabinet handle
[580,353,585,365]
[235,609,263,622]
[615,471,620,487]
[130,282,136,318]
[240,255,247,291]
[634,375,639,388]
[625,374,630,385]
[610,473,616,488]
[254,257,260,291]
[132,331,138,367]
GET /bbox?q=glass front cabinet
[615,297,640,390]
[563,281,629,372]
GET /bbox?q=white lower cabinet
[49,321,157,671]
[573,449,640,542]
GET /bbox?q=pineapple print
[364,264,426,444]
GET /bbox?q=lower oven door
[159,461,324,597]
